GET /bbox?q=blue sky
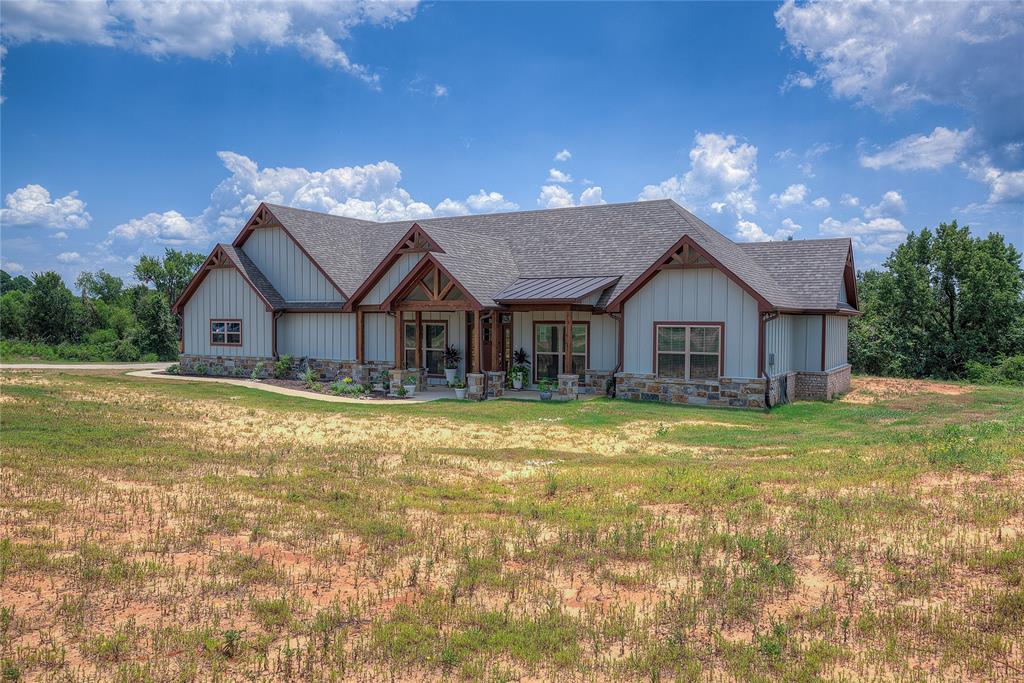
[1,1,1021,285]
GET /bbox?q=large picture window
[655,323,722,380]
[534,322,587,382]
[210,319,242,346]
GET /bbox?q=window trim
[652,321,724,380]
[532,320,590,384]
[210,318,243,347]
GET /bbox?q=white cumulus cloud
[769,183,807,208]
[820,216,907,254]
[811,197,830,209]
[56,251,81,263]
[0,184,91,230]
[108,210,209,246]
[1,0,419,86]
[640,132,759,217]
[547,168,573,183]
[554,149,572,162]
[579,186,606,206]
[860,127,974,171]
[537,185,575,209]
[967,159,1024,204]
[863,191,906,219]
[465,190,519,213]
[735,218,800,243]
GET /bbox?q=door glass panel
[535,353,561,381]
[571,354,585,377]
[572,324,587,353]
[535,324,561,353]
[425,324,445,349]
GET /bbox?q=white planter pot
[445,368,457,383]
[372,383,384,392]
[512,376,523,390]
[539,391,553,401]
[454,387,467,399]
[403,384,416,397]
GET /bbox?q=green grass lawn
[1,371,1022,681]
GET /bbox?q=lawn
[0,371,1022,681]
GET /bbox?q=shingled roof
[241,200,855,313]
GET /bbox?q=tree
[850,221,1024,378]
[0,290,29,339]
[134,291,179,359]
[0,270,33,294]
[26,272,79,344]
[75,270,125,304]
[134,249,205,304]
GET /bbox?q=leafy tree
[26,272,84,344]
[0,290,29,339]
[134,291,179,359]
[134,249,205,304]
[850,221,1024,378]
[0,270,32,294]
[75,270,125,304]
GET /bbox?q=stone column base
[485,371,505,398]
[467,373,485,400]
[556,374,579,400]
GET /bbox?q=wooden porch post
[394,312,403,370]
[415,311,422,369]
[563,308,573,374]
[490,313,499,371]
[472,309,482,373]
[355,310,364,363]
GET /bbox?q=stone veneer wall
[615,373,767,408]
[794,364,851,400]
[582,370,613,396]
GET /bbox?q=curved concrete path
[1,362,174,371]
[125,368,459,405]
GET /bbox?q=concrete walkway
[0,362,174,371]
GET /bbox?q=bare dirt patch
[841,376,973,404]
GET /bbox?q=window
[534,322,587,382]
[423,322,446,376]
[403,320,447,375]
[210,319,241,346]
[655,323,721,380]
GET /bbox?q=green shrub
[273,355,292,379]
[966,355,1024,385]
[141,352,159,362]
[193,361,208,375]
[301,365,320,391]
[113,339,141,362]
[250,361,266,380]
[85,328,118,345]
[165,364,180,375]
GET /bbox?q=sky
[1,0,1022,287]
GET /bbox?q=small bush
[301,365,320,391]
[165,364,180,375]
[193,361,208,376]
[141,352,159,362]
[273,355,292,379]
[250,361,266,380]
[113,339,141,362]
[965,355,1024,385]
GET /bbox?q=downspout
[609,312,623,398]
[271,311,284,359]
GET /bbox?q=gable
[360,252,424,306]
[381,254,480,311]
[241,226,344,302]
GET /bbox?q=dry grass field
[1,370,1022,682]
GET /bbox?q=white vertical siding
[360,253,424,305]
[510,311,619,376]
[240,227,343,302]
[363,312,395,362]
[789,315,824,371]
[764,314,794,376]
[278,313,356,361]
[622,269,760,377]
[825,315,849,370]
[183,267,272,357]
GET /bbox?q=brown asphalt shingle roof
[258,200,855,312]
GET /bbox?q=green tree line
[0,249,204,362]
[850,221,1024,383]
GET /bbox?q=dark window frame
[652,321,724,380]
[532,320,590,383]
[210,319,243,347]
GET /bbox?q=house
[172,199,858,407]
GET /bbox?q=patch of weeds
[210,552,282,586]
[251,597,291,631]
[927,424,1009,471]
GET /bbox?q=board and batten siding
[763,314,796,377]
[825,315,849,370]
[360,253,424,305]
[241,227,343,302]
[363,312,395,362]
[277,313,357,361]
[622,268,760,378]
[512,311,618,375]
[183,267,272,357]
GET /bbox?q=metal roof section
[494,275,621,303]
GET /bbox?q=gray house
[173,200,858,407]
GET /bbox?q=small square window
[210,320,241,345]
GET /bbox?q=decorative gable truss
[381,255,480,311]
[397,224,443,254]
[344,223,451,311]
[172,244,278,315]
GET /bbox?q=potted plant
[538,378,554,401]
[450,376,467,399]
[372,369,388,392]
[403,374,417,397]
[443,345,461,383]
[395,384,408,398]
[511,348,530,390]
